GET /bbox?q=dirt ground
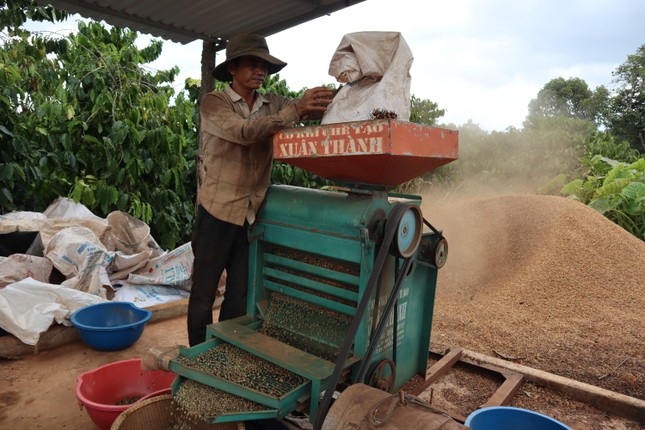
[0,312,191,429]
[1,192,644,429]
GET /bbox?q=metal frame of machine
[166,119,472,428]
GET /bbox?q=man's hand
[295,86,335,120]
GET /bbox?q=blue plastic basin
[71,302,153,351]
[465,406,572,430]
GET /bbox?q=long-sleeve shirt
[196,85,299,226]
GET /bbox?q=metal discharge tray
[273,119,459,187]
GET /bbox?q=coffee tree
[1,2,198,250]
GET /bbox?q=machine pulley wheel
[431,238,448,269]
[367,359,397,393]
[392,205,423,258]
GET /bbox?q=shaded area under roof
[35,0,365,47]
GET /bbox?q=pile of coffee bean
[175,343,305,397]
[370,108,398,119]
[171,379,265,428]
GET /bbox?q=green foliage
[525,77,608,128]
[1,8,198,250]
[606,44,645,153]
[0,0,68,31]
[529,45,645,239]
[409,95,445,125]
[583,131,641,164]
[560,157,645,240]
[271,162,330,188]
[260,73,304,99]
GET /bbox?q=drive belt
[313,202,417,430]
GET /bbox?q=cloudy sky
[28,0,645,131]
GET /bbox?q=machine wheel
[392,205,423,258]
[367,359,397,393]
[430,238,448,269]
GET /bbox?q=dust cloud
[416,122,588,294]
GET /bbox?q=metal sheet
[34,0,365,45]
[274,119,459,187]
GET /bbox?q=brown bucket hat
[212,34,287,81]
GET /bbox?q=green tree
[261,73,304,99]
[0,0,67,31]
[1,3,198,250]
[606,44,645,153]
[583,131,641,164]
[1,0,71,210]
[410,94,445,125]
[525,77,608,128]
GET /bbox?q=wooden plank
[461,349,645,424]
[409,348,462,396]
[149,298,189,322]
[481,373,524,407]
[0,324,80,358]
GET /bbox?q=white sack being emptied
[321,31,413,124]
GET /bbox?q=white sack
[0,277,107,345]
[0,217,112,251]
[0,254,53,287]
[0,211,46,221]
[107,211,163,257]
[322,31,413,124]
[43,197,105,222]
[109,250,154,281]
[45,227,114,298]
[127,242,193,290]
[113,283,189,308]
[0,199,112,251]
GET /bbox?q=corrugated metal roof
[35,0,365,47]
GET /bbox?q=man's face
[228,56,269,91]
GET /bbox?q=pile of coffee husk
[421,193,645,400]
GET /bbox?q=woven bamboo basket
[110,394,244,430]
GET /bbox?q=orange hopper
[273,119,459,187]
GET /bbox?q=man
[188,33,334,346]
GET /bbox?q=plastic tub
[71,301,152,351]
[76,358,176,430]
[465,406,572,430]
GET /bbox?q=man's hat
[212,34,287,81]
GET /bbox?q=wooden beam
[409,348,462,396]
[461,349,645,424]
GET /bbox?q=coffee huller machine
[164,119,459,428]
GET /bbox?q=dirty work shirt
[197,85,300,225]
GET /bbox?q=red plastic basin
[76,358,176,430]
